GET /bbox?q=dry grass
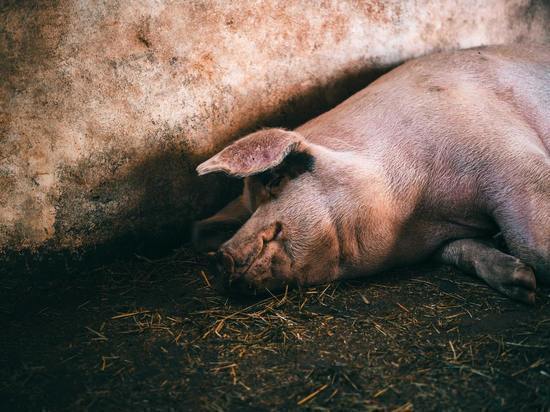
[1,247,549,411]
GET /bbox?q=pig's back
[297,44,550,153]
[484,45,550,150]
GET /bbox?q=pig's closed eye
[269,176,283,188]
[267,175,285,196]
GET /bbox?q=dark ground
[1,247,549,411]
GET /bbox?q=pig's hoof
[497,261,536,305]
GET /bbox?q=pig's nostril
[217,250,235,274]
[274,221,283,239]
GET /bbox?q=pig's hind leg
[435,238,536,304]
[491,159,550,285]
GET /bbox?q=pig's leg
[192,196,251,252]
[493,185,550,285]
[435,238,536,303]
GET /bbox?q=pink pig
[194,44,550,304]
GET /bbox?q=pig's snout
[209,248,252,295]
[208,222,293,296]
[216,250,235,275]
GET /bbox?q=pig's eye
[266,175,286,197]
[258,172,286,197]
[268,175,284,189]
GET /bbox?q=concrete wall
[1,0,549,261]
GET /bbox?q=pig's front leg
[434,238,536,304]
[192,196,251,252]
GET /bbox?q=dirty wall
[1,0,549,265]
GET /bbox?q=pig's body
[296,45,550,274]
[196,45,550,303]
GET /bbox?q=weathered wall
[1,0,549,260]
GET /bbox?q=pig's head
[195,128,341,295]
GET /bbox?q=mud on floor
[1,247,549,411]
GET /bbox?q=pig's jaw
[317,156,403,277]
[217,218,343,294]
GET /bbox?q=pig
[193,44,550,304]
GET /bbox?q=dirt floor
[1,247,549,411]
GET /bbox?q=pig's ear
[196,129,311,178]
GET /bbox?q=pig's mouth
[243,223,283,273]
[215,222,294,295]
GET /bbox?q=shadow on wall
[2,64,394,277]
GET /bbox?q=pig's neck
[318,147,407,275]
